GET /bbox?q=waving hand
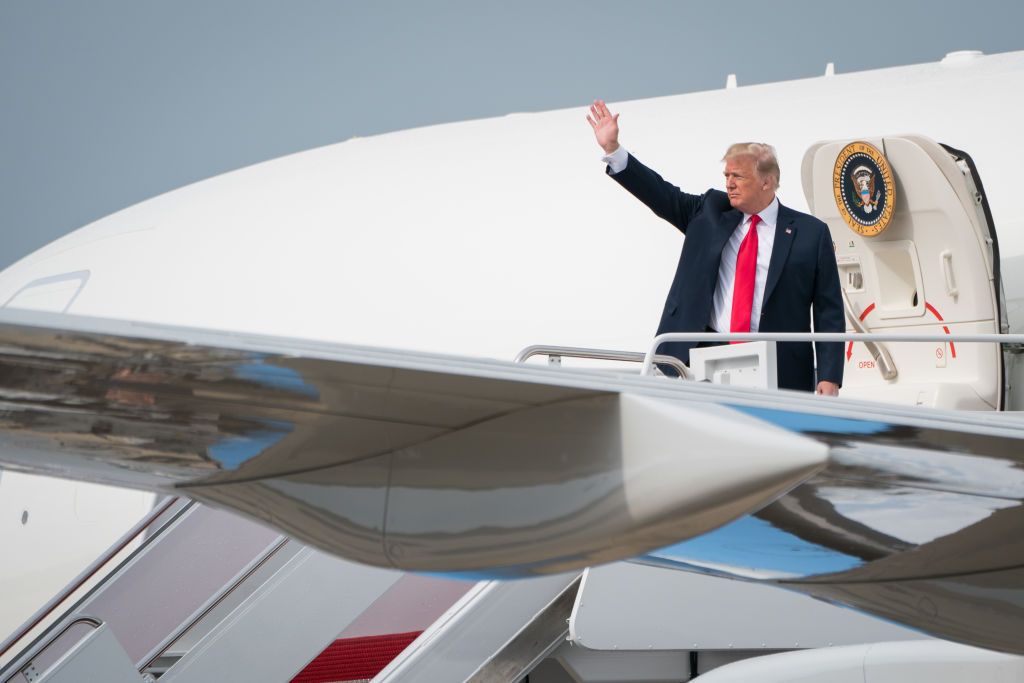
[587,100,620,155]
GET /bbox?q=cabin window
[3,271,90,313]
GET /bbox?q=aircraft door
[802,136,1004,410]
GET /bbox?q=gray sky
[2,0,1023,269]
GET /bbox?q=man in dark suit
[586,100,843,394]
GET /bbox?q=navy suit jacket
[611,153,844,392]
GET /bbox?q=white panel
[689,341,778,389]
[569,563,920,651]
[696,640,1024,682]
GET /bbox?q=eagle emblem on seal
[850,165,881,213]
[832,141,896,237]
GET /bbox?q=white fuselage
[1,51,1022,357]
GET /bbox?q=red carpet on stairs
[291,631,423,683]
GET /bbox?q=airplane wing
[0,308,1023,653]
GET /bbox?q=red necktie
[729,214,760,340]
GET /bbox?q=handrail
[138,535,292,672]
[515,345,691,379]
[641,331,1024,376]
[0,496,187,663]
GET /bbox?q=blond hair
[722,142,780,190]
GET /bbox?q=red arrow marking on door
[846,302,957,362]
[847,302,876,362]
[924,302,956,358]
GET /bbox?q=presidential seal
[832,141,895,236]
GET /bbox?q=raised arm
[588,100,702,232]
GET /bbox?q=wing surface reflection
[640,403,1024,652]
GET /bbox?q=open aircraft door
[802,135,1006,410]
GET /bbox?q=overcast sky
[2,0,1023,269]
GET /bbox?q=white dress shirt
[710,198,778,333]
[602,146,778,333]
[602,145,630,174]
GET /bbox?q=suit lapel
[713,209,743,258]
[763,204,797,306]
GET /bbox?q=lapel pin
[785,228,792,234]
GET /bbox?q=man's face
[723,155,774,214]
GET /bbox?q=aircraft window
[3,270,90,313]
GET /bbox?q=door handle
[941,250,959,298]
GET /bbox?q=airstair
[0,499,582,682]
[0,493,937,683]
